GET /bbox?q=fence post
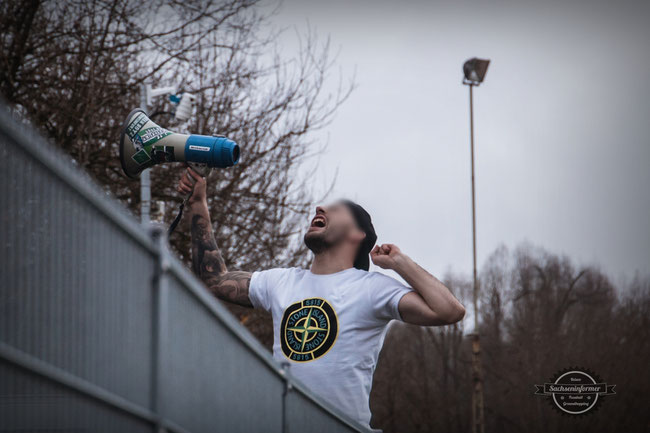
[151,225,170,432]
[280,362,291,433]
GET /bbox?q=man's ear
[349,227,366,243]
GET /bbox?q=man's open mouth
[310,215,327,229]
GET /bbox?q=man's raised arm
[178,167,253,308]
[371,243,465,326]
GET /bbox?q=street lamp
[462,57,489,433]
[463,58,490,86]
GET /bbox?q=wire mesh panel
[285,389,361,433]
[0,113,158,430]
[0,360,153,433]
[159,273,285,432]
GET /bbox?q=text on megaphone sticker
[188,145,210,151]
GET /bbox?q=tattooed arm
[178,167,253,308]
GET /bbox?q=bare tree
[0,0,352,346]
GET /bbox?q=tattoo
[191,214,223,275]
[191,214,252,308]
[203,270,252,307]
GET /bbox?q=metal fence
[0,104,367,433]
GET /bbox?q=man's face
[303,201,363,254]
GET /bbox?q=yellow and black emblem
[280,298,338,362]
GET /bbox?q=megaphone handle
[167,192,192,236]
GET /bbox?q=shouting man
[178,167,465,428]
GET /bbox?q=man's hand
[177,166,206,205]
[370,243,405,270]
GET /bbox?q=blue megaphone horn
[119,108,239,179]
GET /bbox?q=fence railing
[0,103,367,433]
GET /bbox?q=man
[178,167,466,428]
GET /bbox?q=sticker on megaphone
[119,108,240,179]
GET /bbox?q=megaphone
[119,108,239,179]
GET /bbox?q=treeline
[370,244,649,433]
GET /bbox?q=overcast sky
[270,0,650,283]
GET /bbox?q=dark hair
[341,200,377,271]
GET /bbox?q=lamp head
[174,93,195,122]
[463,58,490,85]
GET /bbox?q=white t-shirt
[249,267,413,427]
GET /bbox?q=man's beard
[304,231,333,254]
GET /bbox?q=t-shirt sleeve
[369,273,414,322]
[249,268,286,312]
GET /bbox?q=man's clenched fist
[177,166,207,205]
[370,243,404,270]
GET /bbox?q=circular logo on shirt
[280,297,338,362]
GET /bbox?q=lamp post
[139,84,151,224]
[462,57,490,433]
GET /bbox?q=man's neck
[310,247,354,275]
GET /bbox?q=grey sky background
[270,0,650,283]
